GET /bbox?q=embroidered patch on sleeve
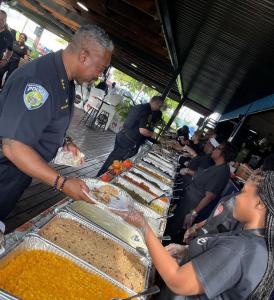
[24,83,49,110]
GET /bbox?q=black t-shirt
[0,50,75,162]
[0,28,13,58]
[189,141,204,156]
[11,41,28,62]
[188,230,267,299]
[123,103,152,145]
[158,231,267,300]
[188,154,214,172]
[191,163,230,199]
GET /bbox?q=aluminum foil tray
[147,152,176,168]
[132,202,167,237]
[130,167,172,194]
[0,234,133,299]
[136,162,173,186]
[123,171,168,198]
[67,201,148,252]
[0,289,18,300]
[114,177,169,217]
[36,211,151,293]
[143,156,175,177]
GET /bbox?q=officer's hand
[63,178,92,202]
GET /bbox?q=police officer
[0,24,113,221]
[0,10,13,71]
[97,96,164,176]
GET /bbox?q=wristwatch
[190,210,198,216]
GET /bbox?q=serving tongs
[111,285,160,300]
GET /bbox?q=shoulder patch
[24,83,49,110]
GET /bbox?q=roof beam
[121,0,157,18]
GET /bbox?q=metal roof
[14,0,182,101]
[157,0,274,114]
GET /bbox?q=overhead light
[77,2,89,11]
[131,63,138,68]
[151,85,156,89]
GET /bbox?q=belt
[121,129,138,147]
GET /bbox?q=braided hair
[249,171,274,300]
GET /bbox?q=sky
[1,3,68,51]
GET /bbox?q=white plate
[82,178,133,211]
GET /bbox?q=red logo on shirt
[213,204,224,217]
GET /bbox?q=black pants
[165,188,203,243]
[0,158,32,221]
[0,60,19,87]
[97,132,139,176]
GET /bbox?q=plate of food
[82,178,133,211]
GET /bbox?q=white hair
[72,24,114,51]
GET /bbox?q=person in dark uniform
[183,152,274,243]
[0,24,113,221]
[183,194,242,244]
[0,10,13,73]
[173,139,215,200]
[115,170,274,300]
[167,141,233,243]
[0,32,29,86]
[177,125,189,145]
[97,96,164,176]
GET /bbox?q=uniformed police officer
[97,96,164,176]
[0,24,113,221]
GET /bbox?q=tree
[112,68,181,127]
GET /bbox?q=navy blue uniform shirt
[0,50,74,162]
[123,103,153,146]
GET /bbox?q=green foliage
[115,97,134,122]
[112,69,159,98]
[112,68,181,128]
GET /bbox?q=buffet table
[0,143,179,300]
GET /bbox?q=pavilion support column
[161,68,181,100]
[161,96,186,136]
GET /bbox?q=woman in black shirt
[1,32,29,86]
[115,170,274,299]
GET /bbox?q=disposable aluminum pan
[132,202,167,238]
[147,152,176,168]
[114,176,170,217]
[0,234,134,299]
[0,289,18,300]
[66,201,149,253]
[136,162,174,186]
[36,211,151,293]
[123,171,169,198]
[130,167,172,194]
[143,156,175,177]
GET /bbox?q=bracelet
[191,210,198,216]
[59,177,68,192]
[54,175,62,190]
